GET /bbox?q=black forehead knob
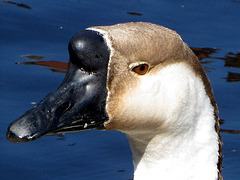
[68,30,110,72]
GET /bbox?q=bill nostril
[55,101,73,117]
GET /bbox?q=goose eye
[132,63,150,75]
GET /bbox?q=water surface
[1,0,240,179]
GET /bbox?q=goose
[7,22,223,180]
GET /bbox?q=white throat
[124,63,219,180]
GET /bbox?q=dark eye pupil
[140,65,146,71]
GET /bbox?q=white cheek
[122,62,204,128]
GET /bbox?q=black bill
[7,30,110,143]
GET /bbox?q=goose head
[7,22,222,180]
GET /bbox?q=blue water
[1,0,240,179]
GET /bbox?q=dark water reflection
[2,0,31,9]
[1,0,240,180]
